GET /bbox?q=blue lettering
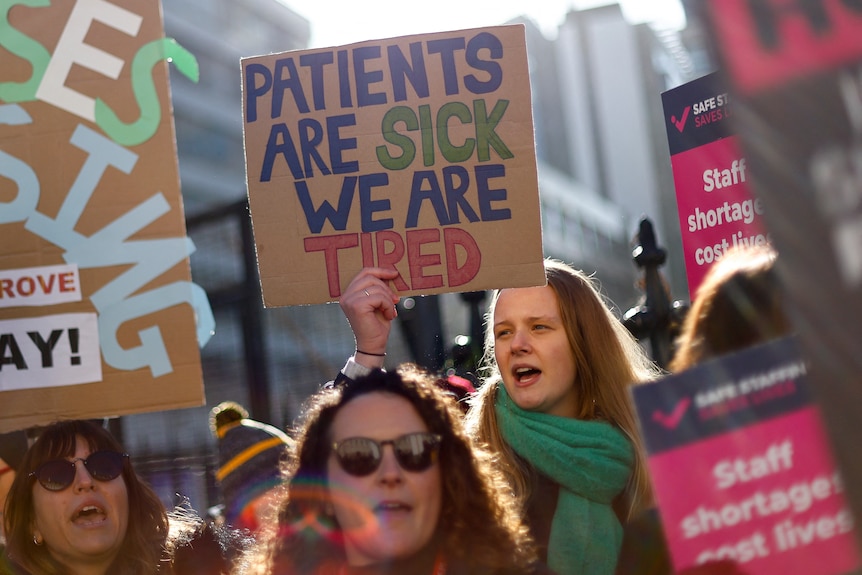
[443,166,479,224]
[272,56,310,117]
[298,118,331,178]
[26,125,136,247]
[353,46,387,107]
[476,164,510,221]
[328,114,359,174]
[337,49,353,108]
[465,33,503,94]
[10,124,214,374]
[388,42,429,102]
[244,63,272,122]
[427,37,466,96]
[260,123,304,182]
[359,173,393,232]
[406,171,450,228]
[300,51,334,111]
[99,281,207,377]
[296,177,356,233]
[0,105,39,223]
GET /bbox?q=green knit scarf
[495,385,633,575]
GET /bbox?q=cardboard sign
[661,72,768,297]
[632,337,860,574]
[0,0,213,432]
[241,25,545,307]
[699,0,862,554]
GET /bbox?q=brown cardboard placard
[241,25,546,307]
[0,0,210,433]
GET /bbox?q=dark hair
[239,365,535,574]
[3,420,169,575]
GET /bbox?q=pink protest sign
[632,337,860,574]
[661,72,768,297]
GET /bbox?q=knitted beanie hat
[209,401,293,529]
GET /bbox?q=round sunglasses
[331,432,442,477]
[29,451,129,491]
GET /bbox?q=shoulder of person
[0,551,28,575]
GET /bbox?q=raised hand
[339,267,401,368]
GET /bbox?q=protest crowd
[1,244,796,575]
[3,1,861,575]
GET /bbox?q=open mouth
[514,366,541,383]
[73,505,107,525]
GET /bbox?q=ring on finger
[363,289,370,297]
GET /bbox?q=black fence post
[623,217,688,370]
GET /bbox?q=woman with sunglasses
[2,419,240,575]
[237,366,548,575]
[338,262,662,575]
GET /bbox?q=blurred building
[521,4,698,305]
[120,0,700,514]
[678,0,719,78]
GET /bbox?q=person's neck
[345,536,441,574]
[58,555,116,575]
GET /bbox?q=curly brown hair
[237,365,536,575]
[3,420,169,575]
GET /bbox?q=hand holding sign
[339,267,400,367]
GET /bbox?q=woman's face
[493,285,579,418]
[31,435,129,573]
[327,392,442,566]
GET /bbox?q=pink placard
[650,406,859,574]
[670,135,768,295]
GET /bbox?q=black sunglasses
[332,432,442,477]
[29,451,128,491]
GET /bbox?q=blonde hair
[464,259,662,520]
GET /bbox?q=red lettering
[16,276,35,296]
[406,229,444,290]
[304,228,484,298]
[360,233,375,267]
[304,234,359,297]
[375,231,410,291]
[0,270,80,300]
[59,272,75,292]
[37,273,56,294]
[444,228,481,286]
[0,278,12,298]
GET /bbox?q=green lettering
[0,0,51,103]
[437,101,474,163]
[419,103,433,167]
[474,99,512,162]
[95,38,199,147]
[376,105,418,170]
